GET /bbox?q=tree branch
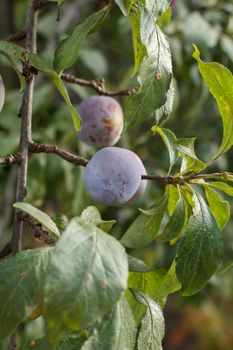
[61,73,137,97]
[5,30,26,42]
[29,142,88,166]
[11,0,38,254]
[0,154,21,166]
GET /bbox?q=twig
[29,142,88,166]
[5,30,26,42]
[141,172,233,185]
[11,0,38,256]
[0,154,21,166]
[61,73,137,96]
[17,211,55,244]
[0,242,12,259]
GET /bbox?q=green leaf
[156,192,186,242]
[0,40,25,90]
[204,187,230,230]
[155,79,175,124]
[207,181,233,196]
[54,6,110,74]
[152,126,178,173]
[128,255,154,272]
[81,206,116,233]
[176,193,223,296]
[130,289,165,350]
[45,218,128,341]
[193,45,233,162]
[115,0,134,15]
[124,3,172,129]
[23,335,86,350]
[81,298,136,350]
[26,52,81,130]
[0,248,52,339]
[120,195,167,249]
[129,6,147,76]
[176,138,206,173]
[128,262,180,312]
[13,202,60,237]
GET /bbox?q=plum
[84,147,147,206]
[0,75,5,112]
[77,96,123,147]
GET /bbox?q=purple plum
[0,75,5,112]
[84,147,147,206]
[77,96,124,147]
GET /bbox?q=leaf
[0,40,25,90]
[176,138,206,173]
[204,187,230,230]
[45,218,128,341]
[81,298,136,350]
[115,0,134,15]
[128,255,154,272]
[193,45,233,162]
[128,262,180,312]
[152,126,178,173]
[54,6,110,74]
[129,6,147,76]
[120,195,167,249]
[155,79,175,124]
[130,289,165,350]
[124,3,172,129]
[0,248,52,339]
[13,202,60,237]
[26,52,81,130]
[23,335,85,350]
[145,0,172,18]
[207,181,233,196]
[156,192,186,242]
[176,193,224,296]
[81,206,116,233]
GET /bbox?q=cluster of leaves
[1,0,233,349]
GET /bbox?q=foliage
[0,0,233,349]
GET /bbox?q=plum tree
[77,96,124,147]
[84,147,147,206]
[0,75,5,112]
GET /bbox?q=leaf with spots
[0,248,52,339]
[44,218,128,341]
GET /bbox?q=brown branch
[0,154,21,166]
[61,73,137,97]
[11,0,38,255]
[0,242,12,259]
[5,30,26,42]
[17,211,55,245]
[29,142,88,166]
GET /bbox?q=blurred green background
[0,0,233,349]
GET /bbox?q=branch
[0,154,21,166]
[61,73,137,97]
[11,0,38,256]
[5,30,26,42]
[141,172,233,185]
[29,142,88,166]
[0,212,55,260]
[17,211,55,245]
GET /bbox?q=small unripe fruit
[84,147,147,206]
[77,96,124,147]
[0,75,5,112]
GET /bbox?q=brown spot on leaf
[156,72,162,80]
[29,339,37,347]
[99,280,107,288]
[20,270,28,277]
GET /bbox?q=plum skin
[77,96,123,147]
[0,75,5,112]
[84,147,147,206]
